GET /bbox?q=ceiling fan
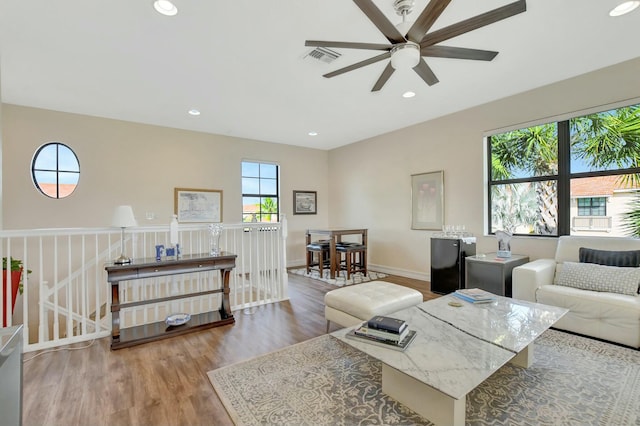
[305,0,527,91]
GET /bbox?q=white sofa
[512,235,640,348]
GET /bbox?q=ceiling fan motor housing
[391,42,420,69]
[393,0,415,16]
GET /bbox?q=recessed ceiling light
[153,0,178,16]
[402,91,416,98]
[308,131,318,136]
[188,109,200,116]
[609,1,640,16]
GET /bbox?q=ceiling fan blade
[406,0,452,43]
[420,0,526,48]
[413,59,439,86]
[305,40,391,51]
[421,45,498,61]
[323,51,391,79]
[353,0,405,44]
[371,63,395,92]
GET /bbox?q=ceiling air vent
[305,47,341,64]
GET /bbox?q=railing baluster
[1,222,288,352]
[3,239,11,328]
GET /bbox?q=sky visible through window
[241,161,279,222]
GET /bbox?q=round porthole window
[31,142,80,199]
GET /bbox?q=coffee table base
[382,364,465,426]
[511,343,533,368]
[381,344,535,425]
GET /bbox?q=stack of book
[346,315,416,351]
[453,288,497,304]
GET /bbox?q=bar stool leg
[363,249,367,276]
[318,249,325,276]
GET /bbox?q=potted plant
[2,257,31,327]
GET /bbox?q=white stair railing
[1,219,288,352]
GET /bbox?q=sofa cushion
[554,236,640,264]
[579,247,640,267]
[556,261,640,296]
[535,284,640,348]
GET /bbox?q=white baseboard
[368,263,429,281]
[287,258,306,269]
[287,258,430,282]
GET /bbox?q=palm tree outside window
[488,103,640,237]
[241,161,280,223]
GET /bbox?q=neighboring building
[570,175,639,237]
[38,183,78,198]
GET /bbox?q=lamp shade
[111,205,137,228]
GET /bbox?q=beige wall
[1,105,330,265]
[328,57,640,279]
[3,57,640,278]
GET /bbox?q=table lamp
[112,205,137,264]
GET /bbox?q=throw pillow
[578,247,640,267]
[556,261,640,296]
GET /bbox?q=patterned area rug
[288,268,388,287]
[208,329,640,425]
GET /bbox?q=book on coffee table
[366,315,407,334]
[345,329,417,352]
[453,288,496,304]
[354,324,410,342]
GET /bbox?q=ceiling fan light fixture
[402,91,416,98]
[153,0,178,16]
[609,1,640,16]
[391,43,420,70]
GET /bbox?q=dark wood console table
[105,252,236,350]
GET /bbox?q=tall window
[31,142,80,199]
[488,103,640,237]
[241,161,279,223]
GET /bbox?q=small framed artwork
[411,171,444,230]
[174,188,223,223]
[293,190,317,215]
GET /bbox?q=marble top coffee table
[332,294,567,426]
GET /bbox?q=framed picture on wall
[174,188,223,223]
[411,171,444,230]
[293,190,317,215]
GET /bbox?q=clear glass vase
[208,223,223,255]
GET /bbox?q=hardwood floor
[22,272,437,426]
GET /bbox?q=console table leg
[111,282,121,344]
[220,268,232,318]
[382,364,465,426]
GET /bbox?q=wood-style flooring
[22,272,437,426]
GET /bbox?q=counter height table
[306,228,367,279]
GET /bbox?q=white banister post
[38,281,50,343]
[280,215,289,299]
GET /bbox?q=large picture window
[488,102,640,237]
[241,161,279,223]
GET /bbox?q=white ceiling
[1,1,639,150]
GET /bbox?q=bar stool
[336,243,367,279]
[306,241,330,275]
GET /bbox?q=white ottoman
[324,281,423,332]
